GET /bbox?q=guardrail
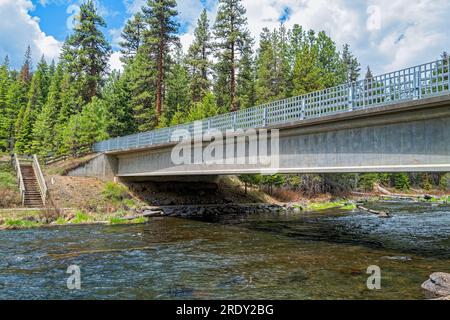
[94,57,450,153]
[32,155,48,206]
[12,154,26,207]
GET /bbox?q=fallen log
[357,205,390,218]
[122,210,165,221]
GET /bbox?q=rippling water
[0,202,449,300]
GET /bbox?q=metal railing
[94,57,450,153]
[12,154,26,207]
[32,155,48,206]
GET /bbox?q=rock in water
[422,272,450,297]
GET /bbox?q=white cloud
[170,0,450,75]
[109,51,124,72]
[0,0,62,68]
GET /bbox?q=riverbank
[1,155,449,230]
[2,194,449,230]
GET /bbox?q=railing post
[414,68,422,100]
[263,107,268,127]
[232,112,237,131]
[447,57,450,91]
[348,84,354,111]
[300,99,305,120]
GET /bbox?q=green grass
[305,201,356,212]
[5,219,42,229]
[103,182,130,202]
[71,211,91,224]
[0,163,17,189]
[55,217,68,225]
[109,216,147,225]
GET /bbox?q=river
[0,202,449,300]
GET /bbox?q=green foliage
[142,0,179,116]
[440,173,450,191]
[187,92,219,122]
[61,0,111,104]
[120,12,146,63]
[102,182,130,202]
[394,173,411,191]
[109,216,147,225]
[213,0,251,111]
[420,173,433,191]
[71,211,91,224]
[186,9,212,102]
[5,219,41,229]
[359,173,380,192]
[59,97,109,155]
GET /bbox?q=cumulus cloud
[0,0,62,68]
[109,51,124,72]
[168,0,450,75]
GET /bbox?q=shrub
[440,173,450,191]
[421,174,433,191]
[103,182,130,202]
[394,173,411,191]
[358,174,379,192]
[71,211,90,224]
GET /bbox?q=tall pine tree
[213,0,251,112]
[186,9,212,103]
[61,0,111,104]
[142,0,179,116]
[120,12,146,63]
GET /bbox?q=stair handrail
[13,154,26,207]
[32,155,48,206]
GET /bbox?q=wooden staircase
[13,154,48,208]
[21,164,44,207]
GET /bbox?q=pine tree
[237,42,256,109]
[213,0,251,112]
[19,46,33,85]
[186,9,212,103]
[61,0,111,104]
[187,92,219,122]
[31,64,64,155]
[120,12,146,63]
[316,31,345,87]
[292,44,323,95]
[255,26,290,104]
[365,66,374,80]
[60,97,109,155]
[102,71,136,137]
[341,44,361,82]
[142,0,179,116]
[165,51,190,122]
[15,58,49,153]
[0,56,11,150]
[128,50,157,132]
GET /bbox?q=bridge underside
[69,95,450,180]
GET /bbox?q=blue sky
[1,0,449,76]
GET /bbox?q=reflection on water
[0,203,449,300]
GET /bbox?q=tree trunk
[230,42,237,112]
[156,42,163,116]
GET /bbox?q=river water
[0,202,449,300]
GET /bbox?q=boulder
[422,272,450,297]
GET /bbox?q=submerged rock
[422,272,450,297]
[382,256,412,261]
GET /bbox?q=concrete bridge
[72,58,450,180]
